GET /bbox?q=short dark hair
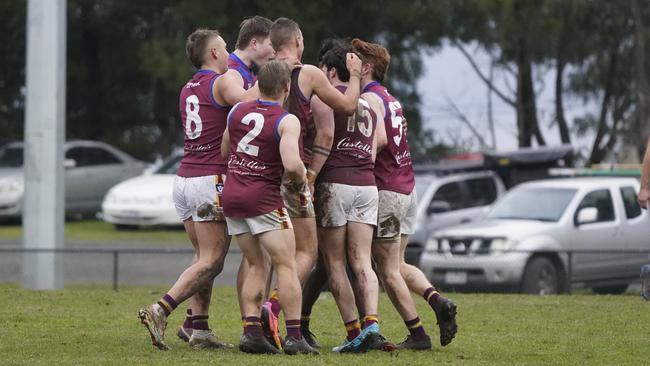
[351,38,390,82]
[317,38,348,65]
[257,60,291,99]
[320,44,354,82]
[236,16,273,50]
[270,17,300,51]
[186,29,220,69]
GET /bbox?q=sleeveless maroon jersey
[319,85,376,186]
[177,70,229,177]
[228,53,256,90]
[285,67,313,164]
[222,100,289,218]
[363,81,415,195]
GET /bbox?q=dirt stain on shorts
[378,215,400,237]
[197,202,217,219]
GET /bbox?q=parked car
[406,171,506,265]
[0,140,146,218]
[102,153,182,229]
[419,177,650,294]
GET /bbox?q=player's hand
[346,53,362,76]
[638,187,650,209]
[279,56,302,70]
[309,182,315,197]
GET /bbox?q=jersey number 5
[185,95,203,140]
[388,101,403,146]
[237,112,264,157]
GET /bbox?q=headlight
[104,192,119,204]
[424,237,439,253]
[490,238,518,254]
[0,180,23,194]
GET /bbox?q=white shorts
[226,208,293,236]
[314,182,378,227]
[375,189,417,239]
[173,174,225,222]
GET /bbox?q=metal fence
[0,247,648,293]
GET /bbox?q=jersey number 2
[237,112,264,156]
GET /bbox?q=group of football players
[137,15,457,355]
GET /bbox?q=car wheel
[521,257,558,295]
[113,224,138,231]
[592,285,628,295]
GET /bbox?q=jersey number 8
[184,95,203,140]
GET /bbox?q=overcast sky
[416,42,597,155]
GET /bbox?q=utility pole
[22,0,67,289]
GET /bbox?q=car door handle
[460,218,471,224]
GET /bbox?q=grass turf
[0,220,187,244]
[0,284,647,365]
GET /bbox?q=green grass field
[1,284,648,365]
[0,220,187,243]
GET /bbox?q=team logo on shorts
[216,182,224,194]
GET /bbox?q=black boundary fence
[0,247,648,293]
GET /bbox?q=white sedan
[102,154,182,229]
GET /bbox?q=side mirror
[427,200,451,215]
[576,207,598,225]
[64,159,77,169]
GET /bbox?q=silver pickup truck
[419,177,650,294]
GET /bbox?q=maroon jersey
[319,86,376,186]
[285,67,313,164]
[228,53,256,90]
[222,100,289,218]
[364,81,415,194]
[177,70,229,177]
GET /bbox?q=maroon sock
[268,290,281,317]
[405,317,428,341]
[182,309,193,329]
[157,294,178,317]
[244,316,263,338]
[423,287,442,312]
[192,315,209,331]
[345,319,361,341]
[286,319,302,339]
[300,315,310,330]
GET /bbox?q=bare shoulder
[278,113,300,133]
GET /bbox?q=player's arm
[278,114,307,183]
[307,95,335,188]
[639,136,650,208]
[364,93,387,154]
[307,54,362,115]
[221,127,231,159]
[214,71,259,106]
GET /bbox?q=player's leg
[300,252,327,348]
[398,190,457,347]
[236,231,279,354]
[258,227,316,354]
[400,234,457,346]
[373,236,431,350]
[320,225,368,352]
[178,219,199,342]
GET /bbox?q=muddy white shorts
[314,182,378,228]
[226,208,293,236]
[375,189,417,239]
[173,174,226,222]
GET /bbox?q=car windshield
[155,155,182,174]
[0,146,23,167]
[487,187,577,222]
[415,175,435,199]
